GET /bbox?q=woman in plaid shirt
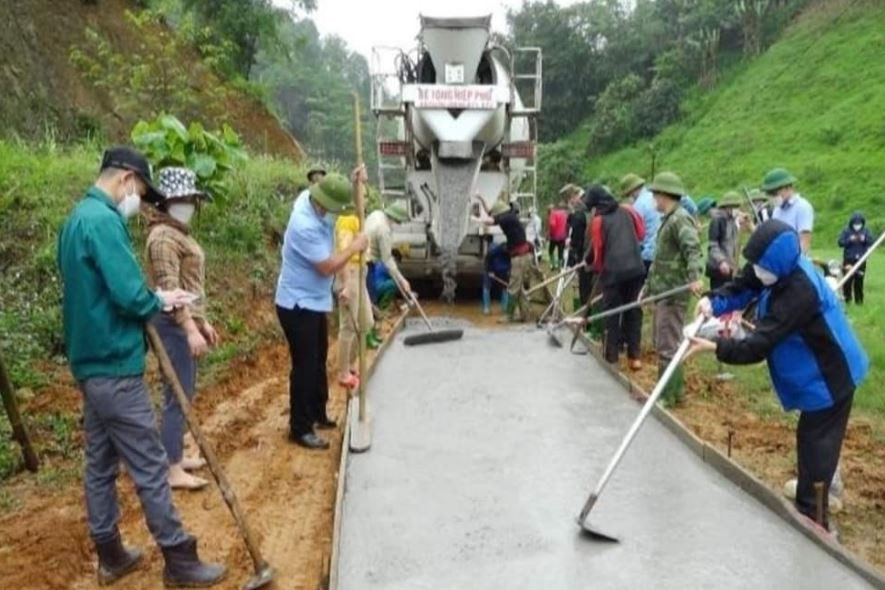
[146,167,217,490]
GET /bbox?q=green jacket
[648,205,703,300]
[58,187,162,381]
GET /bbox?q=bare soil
[0,305,398,590]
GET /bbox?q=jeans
[276,305,330,436]
[153,314,196,464]
[80,376,187,547]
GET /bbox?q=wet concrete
[338,326,873,589]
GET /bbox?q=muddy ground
[0,297,883,589]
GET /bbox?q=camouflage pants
[654,300,686,404]
[508,253,533,321]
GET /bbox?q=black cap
[100,146,164,204]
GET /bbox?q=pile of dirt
[0,0,302,160]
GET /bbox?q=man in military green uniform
[646,172,705,406]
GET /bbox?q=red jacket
[547,209,568,241]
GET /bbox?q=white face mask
[753,264,778,286]
[324,212,338,225]
[117,182,141,219]
[168,202,196,225]
[852,223,863,232]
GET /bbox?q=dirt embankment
[0,0,302,160]
[0,303,398,590]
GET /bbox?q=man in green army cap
[763,168,814,254]
[706,191,744,290]
[646,171,705,406]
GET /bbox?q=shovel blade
[546,327,563,348]
[577,520,620,543]
[243,564,275,590]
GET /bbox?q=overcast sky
[274,0,580,59]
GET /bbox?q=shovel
[146,325,274,590]
[576,317,704,542]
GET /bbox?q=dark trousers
[795,393,853,529]
[276,305,329,437]
[153,314,196,464]
[548,240,565,266]
[842,267,865,304]
[602,276,644,363]
[577,267,592,306]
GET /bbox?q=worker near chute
[478,197,534,322]
[365,203,413,318]
[690,219,868,534]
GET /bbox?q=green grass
[0,139,309,482]
[550,0,885,247]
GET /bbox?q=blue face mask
[324,212,338,226]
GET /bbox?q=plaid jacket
[145,217,207,326]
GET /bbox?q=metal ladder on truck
[503,46,542,220]
[369,47,412,208]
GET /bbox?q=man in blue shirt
[275,168,368,450]
[620,173,659,275]
[763,168,814,254]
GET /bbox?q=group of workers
[479,166,872,535]
[52,140,875,587]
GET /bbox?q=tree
[179,0,316,79]
[735,0,770,57]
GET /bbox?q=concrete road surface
[337,325,872,590]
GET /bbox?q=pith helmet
[489,200,510,216]
[309,173,352,213]
[748,189,768,202]
[761,168,797,193]
[619,173,645,197]
[696,196,717,216]
[648,171,686,198]
[718,191,743,208]
[383,203,409,223]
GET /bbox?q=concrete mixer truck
[370,15,542,300]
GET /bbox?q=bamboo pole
[0,350,39,472]
[349,92,372,452]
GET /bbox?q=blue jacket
[837,212,874,264]
[710,220,868,412]
[485,243,511,280]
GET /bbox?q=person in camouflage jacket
[646,172,705,406]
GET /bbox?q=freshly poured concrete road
[338,325,872,590]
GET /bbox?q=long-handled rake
[576,318,704,542]
[549,283,695,349]
[146,325,274,589]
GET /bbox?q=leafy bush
[131,114,248,200]
[587,74,645,156]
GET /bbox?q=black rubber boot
[161,536,226,588]
[95,531,143,586]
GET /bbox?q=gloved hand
[695,296,713,319]
[157,289,197,312]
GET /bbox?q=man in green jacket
[57,146,225,587]
[646,171,705,406]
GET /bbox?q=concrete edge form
[570,326,885,589]
[327,311,409,590]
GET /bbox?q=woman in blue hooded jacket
[837,212,874,304]
[690,220,868,531]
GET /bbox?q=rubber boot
[161,536,226,588]
[500,291,510,314]
[498,297,518,324]
[96,531,143,586]
[481,286,491,315]
[659,361,684,408]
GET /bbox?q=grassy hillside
[0,0,302,159]
[557,0,885,245]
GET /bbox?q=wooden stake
[0,350,39,472]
